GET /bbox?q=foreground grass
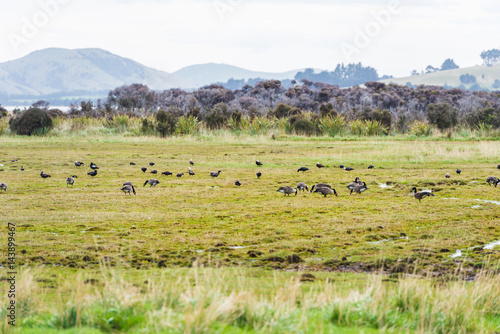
[0,134,500,332]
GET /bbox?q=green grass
[1,134,500,333]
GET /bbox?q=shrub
[350,119,366,136]
[204,103,232,129]
[409,121,433,137]
[460,73,476,84]
[156,110,177,137]
[177,116,201,135]
[319,103,338,118]
[365,120,387,136]
[426,103,458,131]
[319,116,347,137]
[371,109,392,129]
[9,108,53,136]
[269,103,301,119]
[291,118,316,136]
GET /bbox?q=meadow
[1,133,500,333]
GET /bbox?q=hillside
[380,63,500,90]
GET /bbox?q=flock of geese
[1,160,500,203]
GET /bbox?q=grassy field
[1,134,500,333]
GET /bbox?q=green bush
[371,109,392,129]
[9,108,53,136]
[292,118,316,136]
[156,110,177,137]
[426,103,458,131]
[319,116,347,137]
[319,103,338,118]
[204,103,232,129]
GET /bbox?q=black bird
[188,167,195,176]
[74,161,84,167]
[151,170,158,174]
[445,173,450,179]
[339,165,344,169]
[162,171,173,176]
[368,165,375,169]
[235,180,241,186]
[344,167,354,171]
[149,162,155,166]
[122,181,136,195]
[310,183,331,193]
[90,162,99,170]
[297,167,309,172]
[313,187,338,197]
[130,162,136,165]
[486,176,500,187]
[0,183,7,192]
[40,170,51,179]
[456,169,461,174]
[141,167,147,173]
[20,166,24,171]
[277,186,297,196]
[256,160,263,166]
[190,159,194,165]
[144,179,160,187]
[411,187,435,202]
[71,175,78,178]
[210,170,221,178]
[256,172,262,179]
[87,170,98,177]
[177,173,184,178]
[497,164,500,170]
[316,162,325,168]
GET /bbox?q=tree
[9,108,53,135]
[480,49,500,67]
[441,59,459,71]
[32,100,50,110]
[426,103,458,131]
[155,110,177,137]
[460,74,476,84]
[425,65,438,74]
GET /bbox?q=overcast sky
[0,0,498,77]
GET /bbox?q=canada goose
[74,161,84,167]
[188,167,195,176]
[344,167,354,171]
[297,167,309,172]
[277,186,297,196]
[297,182,309,192]
[87,170,98,177]
[161,171,173,176]
[151,170,158,174]
[20,166,24,171]
[350,182,368,195]
[411,187,435,202]
[190,159,194,165]
[90,162,98,170]
[120,184,136,195]
[235,180,241,186]
[177,173,184,178]
[149,162,155,166]
[210,170,221,178]
[256,172,262,179]
[310,183,331,193]
[339,165,344,169]
[456,169,461,174]
[486,176,500,187]
[141,167,147,173]
[368,165,375,169]
[347,177,362,191]
[316,162,325,168]
[445,173,450,179]
[314,187,337,197]
[144,179,160,187]
[0,183,7,191]
[66,177,75,187]
[130,162,136,165]
[40,170,51,179]
[256,160,263,166]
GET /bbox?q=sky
[0,0,498,78]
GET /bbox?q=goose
[316,162,325,168]
[151,170,158,174]
[74,161,84,167]
[297,182,309,192]
[256,160,263,166]
[0,183,7,191]
[347,177,362,191]
[190,159,194,165]
[177,173,184,178]
[411,187,435,202]
[445,173,450,179]
[297,167,309,172]
[121,184,135,195]
[486,176,500,187]
[235,180,241,186]
[188,167,195,176]
[344,167,354,171]
[66,177,75,187]
[87,170,98,177]
[149,162,155,166]
[350,182,368,195]
[313,187,337,197]
[161,171,173,176]
[130,162,136,165]
[456,169,461,174]
[277,186,297,196]
[40,171,51,179]
[20,166,24,171]
[368,165,375,169]
[210,170,221,178]
[144,179,160,187]
[141,167,147,173]
[256,172,262,179]
[90,162,99,170]
[310,183,331,193]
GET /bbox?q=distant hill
[0,48,190,100]
[380,64,500,91]
[173,63,302,88]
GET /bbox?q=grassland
[1,134,500,333]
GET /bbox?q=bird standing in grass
[88,170,98,177]
[411,187,435,202]
[162,171,172,176]
[144,179,160,187]
[344,167,354,171]
[177,173,184,178]
[351,182,368,195]
[445,173,450,179]
[74,161,84,167]
[256,172,262,179]
[151,170,157,174]
[40,171,51,179]
[20,166,24,171]
[368,165,375,169]
[313,187,337,197]
[235,180,241,186]
[256,160,263,166]
[277,186,297,196]
[66,177,75,187]
[310,183,331,193]
[188,167,195,176]
[297,182,309,192]
[297,167,309,172]
[0,183,7,191]
[210,170,221,178]
[130,162,136,165]
[486,176,500,187]
[122,182,136,195]
[190,159,194,165]
[456,169,461,174]
[141,167,147,173]
[90,162,98,170]
[347,177,362,191]
[316,162,325,168]
[149,162,155,166]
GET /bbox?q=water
[450,239,500,258]
[474,199,500,206]
[378,183,393,189]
